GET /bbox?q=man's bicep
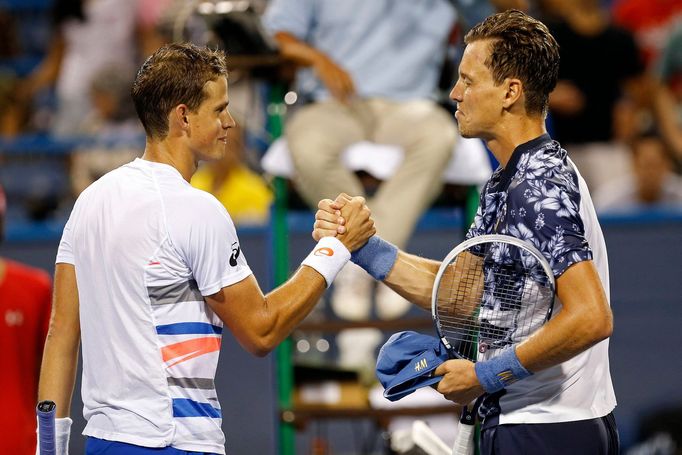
[204,274,266,353]
[52,263,80,336]
[555,260,612,334]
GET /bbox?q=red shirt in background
[612,0,682,68]
[0,259,51,455]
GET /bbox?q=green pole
[273,177,295,455]
[465,184,479,227]
[266,84,296,455]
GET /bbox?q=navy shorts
[479,412,620,455]
[86,437,221,455]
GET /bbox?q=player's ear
[503,78,522,109]
[170,104,190,132]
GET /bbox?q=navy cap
[376,331,450,402]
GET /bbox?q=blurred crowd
[0,0,680,229]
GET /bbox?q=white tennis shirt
[57,158,252,453]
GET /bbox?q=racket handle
[452,422,475,455]
[452,405,475,455]
[36,400,57,455]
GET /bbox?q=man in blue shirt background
[263,0,458,368]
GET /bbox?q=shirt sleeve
[169,192,252,297]
[506,170,593,278]
[262,0,315,40]
[56,213,76,265]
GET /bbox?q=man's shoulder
[163,185,235,242]
[516,140,573,181]
[168,183,226,216]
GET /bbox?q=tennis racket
[431,234,556,455]
[37,400,57,455]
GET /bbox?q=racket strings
[436,243,553,362]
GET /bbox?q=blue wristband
[350,236,398,281]
[474,348,532,393]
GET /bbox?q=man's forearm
[38,330,80,418]
[273,31,324,67]
[382,251,441,311]
[39,263,81,418]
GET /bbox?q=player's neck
[486,118,547,168]
[142,138,197,183]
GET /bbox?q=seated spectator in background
[69,65,143,196]
[0,184,53,454]
[18,0,166,136]
[541,0,647,193]
[594,133,682,212]
[262,1,457,356]
[263,0,459,373]
[191,123,273,226]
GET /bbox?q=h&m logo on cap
[314,247,334,257]
[414,358,428,372]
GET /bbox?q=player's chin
[210,141,228,158]
[199,146,226,162]
[458,124,475,139]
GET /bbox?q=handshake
[312,192,376,253]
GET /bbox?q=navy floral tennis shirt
[466,134,593,278]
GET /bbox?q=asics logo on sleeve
[229,242,241,266]
[314,247,334,257]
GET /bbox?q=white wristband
[56,417,72,455]
[36,417,72,455]
[301,237,351,288]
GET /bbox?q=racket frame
[431,234,556,359]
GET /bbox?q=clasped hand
[312,193,375,252]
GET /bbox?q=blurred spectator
[69,65,143,196]
[594,133,682,211]
[191,123,273,226]
[0,71,24,137]
[654,24,682,161]
[542,0,678,192]
[0,8,19,57]
[262,0,458,347]
[0,9,25,136]
[611,0,682,161]
[18,0,167,136]
[0,184,53,454]
[657,24,682,108]
[611,0,682,69]
[454,0,529,30]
